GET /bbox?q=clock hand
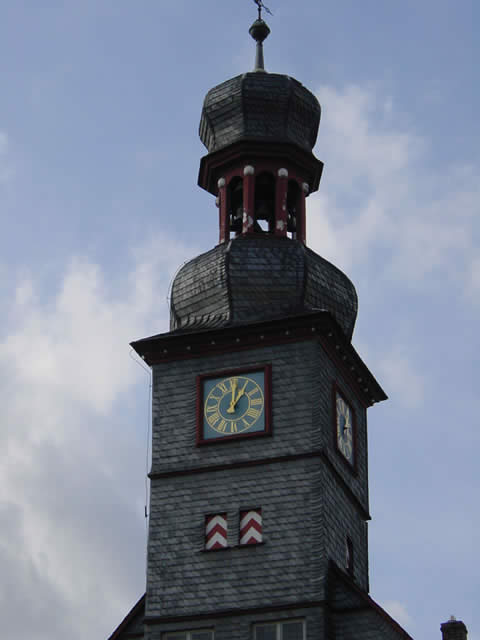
[232,380,248,408]
[227,379,238,414]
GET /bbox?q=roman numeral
[206,404,218,413]
[250,397,263,407]
[247,387,259,398]
[207,412,221,426]
[230,422,238,433]
[218,382,229,394]
[217,419,227,432]
[246,407,261,419]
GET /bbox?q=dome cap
[199,72,321,155]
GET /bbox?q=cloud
[376,346,425,409]
[381,600,412,629]
[0,234,197,639]
[307,85,480,295]
[0,131,12,183]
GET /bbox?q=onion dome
[199,13,320,157]
[172,14,358,341]
[199,72,321,156]
[170,235,358,340]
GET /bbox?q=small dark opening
[346,536,354,576]
[228,177,243,237]
[287,180,300,239]
[254,172,275,233]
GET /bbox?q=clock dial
[197,367,271,443]
[336,391,354,465]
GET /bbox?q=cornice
[131,311,387,407]
[149,448,371,521]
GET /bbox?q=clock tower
[109,11,415,640]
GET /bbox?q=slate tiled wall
[145,607,325,640]
[169,235,358,340]
[147,338,371,619]
[146,460,322,617]
[199,73,320,154]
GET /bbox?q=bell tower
[198,17,322,246]
[109,9,417,640]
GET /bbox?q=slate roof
[199,72,321,154]
[170,235,358,340]
[106,594,145,640]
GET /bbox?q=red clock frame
[332,382,358,474]
[196,364,272,445]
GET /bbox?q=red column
[217,177,228,243]
[242,165,255,234]
[275,168,288,237]
[298,182,309,244]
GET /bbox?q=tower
[108,11,416,640]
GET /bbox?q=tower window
[164,631,213,640]
[254,620,305,640]
[254,172,275,232]
[346,536,354,576]
[205,514,227,550]
[286,180,300,239]
[228,176,243,237]
[239,508,263,545]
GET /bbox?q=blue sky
[0,1,478,639]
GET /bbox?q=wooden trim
[144,600,326,625]
[332,382,358,475]
[320,452,370,520]
[200,541,266,553]
[131,311,387,407]
[320,339,372,410]
[106,594,145,640]
[198,139,323,196]
[328,562,414,640]
[196,365,272,445]
[149,449,371,521]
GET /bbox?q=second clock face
[336,391,355,466]
[198,368,270,443]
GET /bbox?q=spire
[249,1,271,72]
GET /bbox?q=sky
[0,1,478,638]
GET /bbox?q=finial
[253,0,273,20]
[250,1,272,72]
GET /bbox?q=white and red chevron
[205,513,228,550]
[240,509,262,545]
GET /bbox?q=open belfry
[108,6,466,640]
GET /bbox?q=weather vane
[253,0,273,20]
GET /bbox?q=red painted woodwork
[205,513,228,550]
[331,382,358,476]
[196,364,272,446]
[240,509,263,545]
[275,171,288,237]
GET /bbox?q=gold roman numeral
[217,381,229,394]
[230,422,238,433]
[250,397,263,407]
[207,412,221,426]
[206,404,218,413]
[246,407,261,419]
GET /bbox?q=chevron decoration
[205,513,228,550]
[239,509,262,545]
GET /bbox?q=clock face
[197,367,271,443]
[335,391,355,465]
